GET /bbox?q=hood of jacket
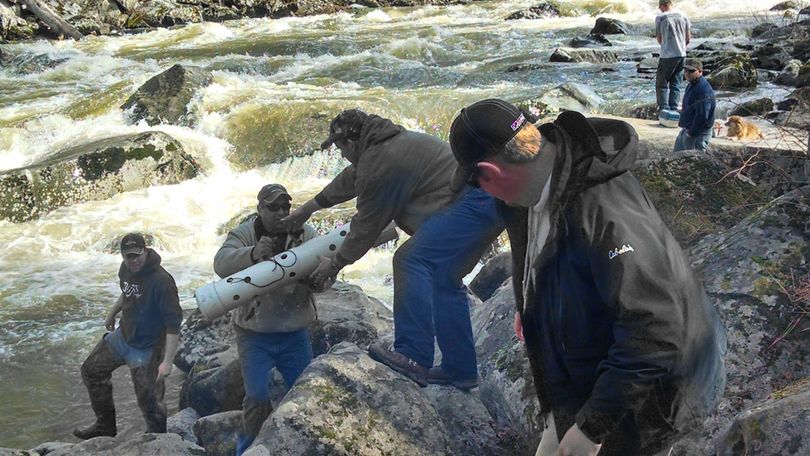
[354,114,403,156]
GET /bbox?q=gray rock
[0,4,36,41]
[728,97,774,117]
[175,309,234,373]
[752,23,778,38]
[538,82,605,113]
[193,410,242,456]
[626,102,659,120]
[590,16,630,35]
[717,377,810,455]
[549,47,618,64]
[121,64,213,126]
[0,131,199,222]
[469,251,512,302]
[752,43,791,71]
[245,342,449,455]
[168,407,200,443]
[472,283,542,455]
[310,282,393,354]
[0,448,35,456]
[27,442,73,455]
[771,1,799,11]
[180,347,245,417]
[676,186,810,454]
[570,33,611,48]
[775,59,802,86]
[505,3,561,20]
[47,433,204,456]
[707,54,758,89]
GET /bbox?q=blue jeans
[393,187,504,380]
[104,328,154,368]
[235,326,312,455]
[656,57,685,110]
[673,128,712,152]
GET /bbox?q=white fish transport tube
[196,222,398,320]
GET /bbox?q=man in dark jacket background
[281,109,504,389]
[674,58,716,152]
[449,99,726,455]
[74,233,182,439]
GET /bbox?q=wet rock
[0,131,199,223]
[751,43,791,71]
[121,64,213,126]
[28,442,74,455]
[790,38,810,61]
[775,59,802,86]
[589,16,629,35]
[469,251,512,302]
[192,410,242,456]
[505,3,561,20]
[180,347,245,417]
[168,407,200,443]
[537,82,605,113]
[175,309,234,373]
[569,33,611,48]
[717,377,810,456]
[707,54,758,89]
[47,432,204,455]
[776,97,800,111]
[626,102,659,120]
[796,61,810,88]
[675,186,810,454]
[472,284,542,455]
[0,4,36,41]
[0,448,35,456]
[2,51,69,75]
[549,47,618,63]
[751,22,778,38]
[728,97,774,117]
[245,342,449,455]
[636,55,657,74]
[635,152,771,246]
[771,1,799,11]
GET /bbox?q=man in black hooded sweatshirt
[448,99,727,455]
[74,233,182,439]
[281,109,504,390]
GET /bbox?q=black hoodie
[505,112,726,453]
[118,249,182,349]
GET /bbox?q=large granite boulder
[589,17,629,35]
[168,407,200,443]
[751,43,791,71]
[0,4,36,41]
[180,347,245,417]
[728,97,774,117]
[245,342,449,455]
[707,54,758,89]
[717,377,810,456]
[193,410,242,456]
[121,64,213,126]
[670,186,810,454]
[0,131,199,222]
[46,433,204,455]
[175,309,234,373]
[472,283,543,456]
[536,82,605,113]
[549,47,618,64]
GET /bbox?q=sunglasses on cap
[263,201,291,212]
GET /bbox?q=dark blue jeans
[673,128,713,152]
[656,57,685,111]
[393,187,504,380]
[235,326,312,455]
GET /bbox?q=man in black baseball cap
[75,232,182,439]
[449,100,726,456]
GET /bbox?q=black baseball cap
[257,183,291,204]
[320,109,368,149]
[120,233,146,256]
[449,99,528,185]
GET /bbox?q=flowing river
[0,0,786,448]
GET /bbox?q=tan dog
[725,115,765,140]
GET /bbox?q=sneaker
[427,366,479,391]
[73,421,117,440]
[368,342,428,387]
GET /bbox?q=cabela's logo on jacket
[608,244,635,260]
[122,281,142,298]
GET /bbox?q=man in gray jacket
[214,183,323,456]
[282,109,503,390]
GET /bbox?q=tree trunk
[21,0,82,40]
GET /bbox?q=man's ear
[476,161,502,185]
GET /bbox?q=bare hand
[555,424,601,456]
[104,313,117,332]
[253,236,275,262]
[280,206,313,231]
[309,256,339,291]
[514,311,524,342]
[156,361,172,382]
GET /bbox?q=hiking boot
[368,342,428,387]
[73,421,117,440]
[427,366,479,391]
